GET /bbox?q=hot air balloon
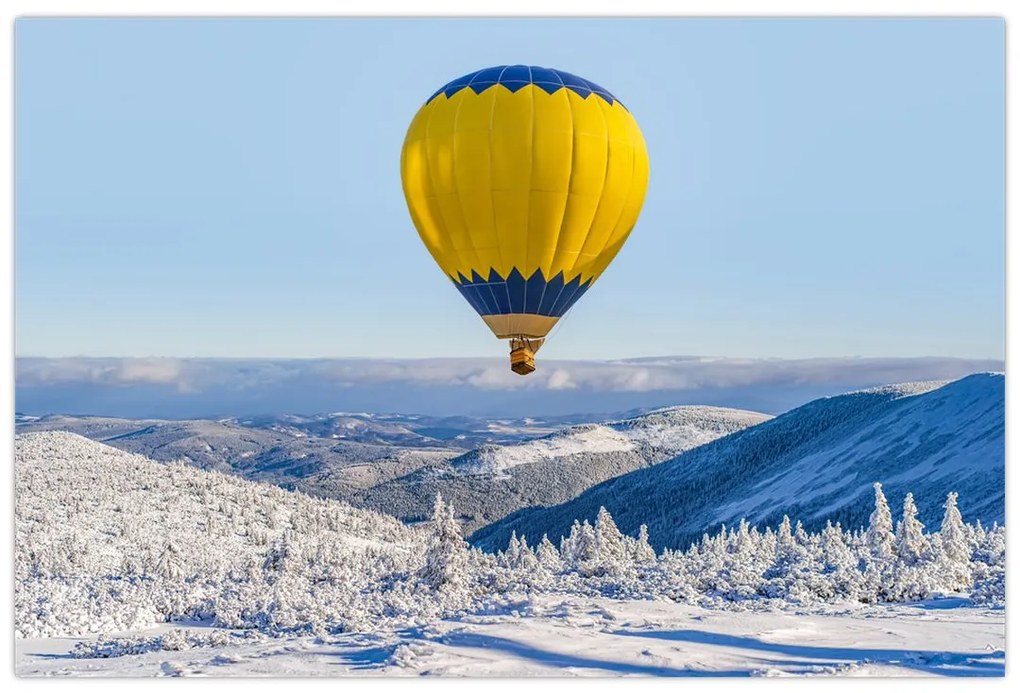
[400,65,649,375]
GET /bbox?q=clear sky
[15,18,1004,361]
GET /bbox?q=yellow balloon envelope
[400,65,649,374]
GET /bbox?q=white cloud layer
[17,355,1002,394]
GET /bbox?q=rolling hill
[471,373,1005,551]
[13,416,458,493]
[354,406,770,531]
[14,431,421,637]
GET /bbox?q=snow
[452,406,769,476]
[15,431,422,638]
[847,379,951,398]
[15,595,1004,677]
[475,374,1004,551]
[717,373,1004,526]
[455,426,636,475]
[13,391,1007,679]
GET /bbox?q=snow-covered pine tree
[502,531,522,570]
[866,482,896,563]
[936,491,972,591]
[794,520,809,544]
[559,520,582,565]
[156,541,184,582]
[970,518,987,550]
[724,519,764,600]
[594,507,629,577]
[505,533,539,574]
[763,516,813,601]
[634,524,657,565]
[895,492,931,565]
[820,520,859,600]
[262,530,303,580]
[563,520,598,576]
[419,493,470,597]
[777,516,793,548]
[536,534,562,573]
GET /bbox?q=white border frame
[1,3,1011,691]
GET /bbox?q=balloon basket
[509,344,537,376]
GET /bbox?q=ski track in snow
[16,595,1004,677]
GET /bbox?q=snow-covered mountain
[226,411,610,448]
[449,406,770,476]
[14,416,458,493]
[15,431,421,637]
[355,406,769,531]
[13,410,652,494]
[16,410,617,451]
[16,405,768,534]
[472,373,1005,551]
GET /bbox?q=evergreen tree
[634,524,657,565]
[536,534,563,573]
[937,492,972,590]
[895,492,930,565]
[502,531,522,569]
[821,521,859,600]
[594,507,627,575]
[866,482,895,562]
[420,494,469,595]
[776,516,793,552]
[562,520,599,576]
[156,541,184,582]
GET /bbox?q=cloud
[17,357,189,390]
[546,369,577,391]
[114,358,185,386]
[16,354,1002,396]
[15,355,1003,418]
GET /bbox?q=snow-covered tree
[419,494,470,597]
[895,492,930,565]
[561,519,597,575]
[820,521,860,600]
[866,483,896,562]
[933,491,972,591]
[536,534,563,573]
[593,507,629,577]
[155,541,184,582]
[633,524,657,565]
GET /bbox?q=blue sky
[16,18,1004,361]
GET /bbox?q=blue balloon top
[426,65,620,107]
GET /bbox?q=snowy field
[16,595,1004,677]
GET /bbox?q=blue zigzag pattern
[452,267,594,318]
[427,65,621,107]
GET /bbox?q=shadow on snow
[612,629,1005,677]
[418,630,749,677]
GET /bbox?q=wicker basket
[510,345,537,375]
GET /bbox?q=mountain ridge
[471,373,1004,551]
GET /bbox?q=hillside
[227,411,613,448]
[14,416,457,493]
[17,410,613,451]
[14,427,1006,674]
[15,431,421,637]
[472,373,1004,551]
[355,406,769,531]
